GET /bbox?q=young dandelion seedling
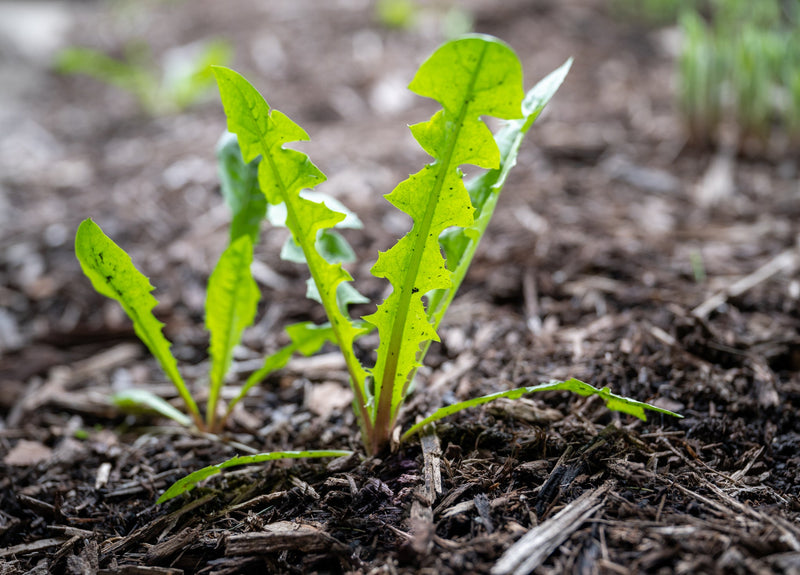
[76,34,681,504]
[57,39,232,115]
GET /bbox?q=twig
[693,248,797,319]
[410,429,442,555]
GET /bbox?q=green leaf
[401,378,683,442]
[56,46,152,96]
[213,66,372,434]
[271,191,362,280]
[216,131,266,245]
[285,321,338,355]
[205,234,260,429]
[428,58,572,329]
[164,39,232,110]
[157,449,354,503]
[74,219,201,426]
[266,191,362,230]
[363,35,525,448]
[281,230,357,265]
[301,191,363,229]
[112,388,192,427]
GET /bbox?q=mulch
[1,0,799,573]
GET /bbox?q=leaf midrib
[377,42,489,421]
[235,82,373,435]
[208,243,252,427]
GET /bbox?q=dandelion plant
[75,34,681,503]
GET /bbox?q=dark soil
[1,0,799,573]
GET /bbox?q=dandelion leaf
[74,219,200,424]
[364,36,525,424]
[205,235,260,426]
[213,66,369,415]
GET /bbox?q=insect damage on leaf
[364,35,525,449]
[213,66,373,432]
[75,219,202,426]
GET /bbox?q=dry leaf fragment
[3,439,53,466]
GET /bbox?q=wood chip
[488,398,563,424]
[693,248,798,319]
[101,493,215,557]
[406,430,443,556]
[225,521,346,555]
[95,461,112,489]
[144,527,200,564]
[474,493,494,534]
[3,439,53,466]
[410,499,434,555]
[305,380,352,419]
[0,538,65,558]
[420,431,442,504]
[492,481,613,575]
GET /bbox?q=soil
[2,0,799,573]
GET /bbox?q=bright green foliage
[205,235,260,429]
[613,0,800,144]
[677,0,800,144]
[157,450,353,503]
[428,58,573,334]
[610,0,700,24]
[213,66,373,435]
[273,191,363,268]
[75,219,202,427]
[364,36,525,452]
[199,36,677,458]
[375,0,417,29]
[75,216,263,432]
[679,11,723,143]
[401,378,683,441]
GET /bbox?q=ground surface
[1,0,799,573]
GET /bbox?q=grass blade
[401,378,683,442]
[158,449,353,503]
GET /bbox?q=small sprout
[56,39,232,115]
